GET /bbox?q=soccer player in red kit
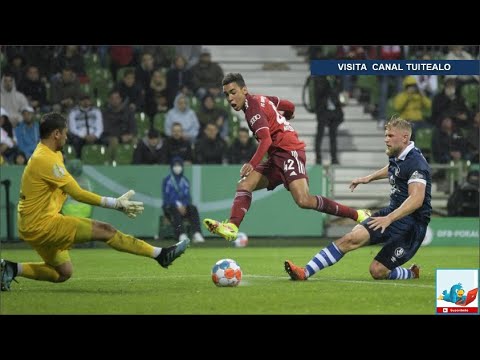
[204,73,370,241]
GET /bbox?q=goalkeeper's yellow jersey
[18,143,75,237]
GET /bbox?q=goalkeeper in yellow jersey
[1,112,189,291]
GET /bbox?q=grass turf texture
[1,244,478,314]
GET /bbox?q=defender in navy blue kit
[285,117,431,281]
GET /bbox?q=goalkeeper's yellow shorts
[20,215,93,266]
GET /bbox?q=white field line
[71,274,435,289]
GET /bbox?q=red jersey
[243,94,305,155]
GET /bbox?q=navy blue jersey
[388,143,432,224]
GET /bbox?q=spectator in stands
[135,52,155,92]
[68,93,104,158]
[1,106,14,139]
[16,46,57,81]
[145,69,167,118]
[3,53,26,87]
[109,46,135,81]
[50,66,82,114]
[139,45,175,68]
[414,53,438,99]
[227,127,257,164]
[175,45,202,69]
[465,112,479,163]
[194,122,226,164]
[53,46,86,79]
[147,93,169,120]
[14,106,40,160]
[132,128,167,165]
[101,90,137,161]
[432,116,465,164]
[164,94,199,143]
[164,122,194,164]
[196,94,229,141]
[191,48,224,100]
[162,156,205,244]
[431,78,472,129]
[0,108,18,164]
[447,170,479,217]
[445,46,480,89]
[313,75,344,165]
[0,73,29,126]
[393,76,432,139]
[114,68,145,113]
[376,46,404,129]
[18,65,49,112]
[335,46,367,98]
[166,55,193,109]
[14,151,27,165]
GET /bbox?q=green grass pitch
[1,244,478,314]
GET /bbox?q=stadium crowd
[1,45,257,166]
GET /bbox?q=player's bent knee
[56,273,72,283]
[369,262,388,280]
[55,264,73,282]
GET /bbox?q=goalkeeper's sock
[107,230,158,258]
[305,242,344,278]
[315,195,357,220]
[20,263,61,282]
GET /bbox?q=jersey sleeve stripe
[407,179,426,185]
[254,126,269,134]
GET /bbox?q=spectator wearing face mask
[431,78,472,129]
[161,156,205,244]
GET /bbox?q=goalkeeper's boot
[203,219,238,241]
[356,209,372,223]
[284,260,308,281]
[409,264,420,279]
[1,259,18,291]
[156,238,190,269]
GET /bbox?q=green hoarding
[425,218,479,246]
[0,165,328,239]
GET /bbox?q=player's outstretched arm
[350,165,389,191]
[245,128,272,170]
[368,182,426,233]
[62,181,144,218]
[383,182,425,223]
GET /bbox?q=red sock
[229,190,252,227]
[315,195,357,220]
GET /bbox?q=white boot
[192,231,205,243]
[179,233,189,242]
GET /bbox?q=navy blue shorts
[360,208,427,270]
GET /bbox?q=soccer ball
[233,232,248,248]
[211,258,242,287]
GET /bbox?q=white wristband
[101,196,117,209]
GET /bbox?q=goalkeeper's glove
[101,190,144,218]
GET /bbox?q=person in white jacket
[0,73,28,126]
[68,93,104,158]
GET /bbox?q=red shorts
[255,149,308,191]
